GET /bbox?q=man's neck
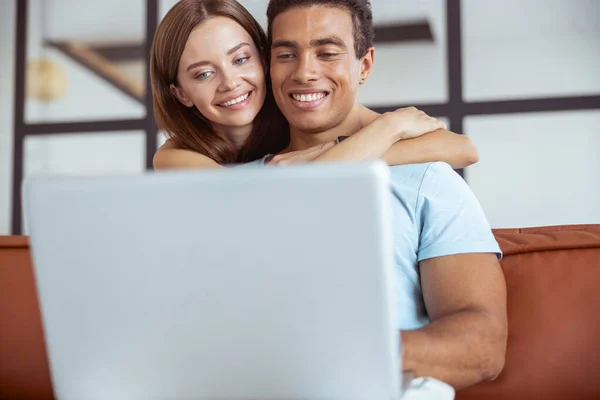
[286,105,363,152]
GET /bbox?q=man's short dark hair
[266,0,374,59]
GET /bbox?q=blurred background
[0,0,599,235]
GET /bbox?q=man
[265,0,508,390]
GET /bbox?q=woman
[150,0,477,169]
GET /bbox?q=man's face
[270,6,372,134]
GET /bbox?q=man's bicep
[419,253,507,323]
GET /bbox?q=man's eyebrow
[271,40,298,49]
[271,37,347,50]
[310,36,347,49]
[186,42,250,71]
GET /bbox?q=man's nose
[218,69,241,92]
[292,54,319,84]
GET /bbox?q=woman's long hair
[150,0,288,164]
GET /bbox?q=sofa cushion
[457,224,600,400]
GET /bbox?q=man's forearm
[400,308,507,390]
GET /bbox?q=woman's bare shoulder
[158,138,178,150]
[153,139,222,170]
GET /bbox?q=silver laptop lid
[24,161,400,400]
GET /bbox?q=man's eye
[234,57,249,65]
[277,54,295,60]
[320,53,338,58]
[196,71,213,80]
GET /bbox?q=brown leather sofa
[1,225,599,400]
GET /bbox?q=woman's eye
[196,71,213,80]
[234,57,249,65]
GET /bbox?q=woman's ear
[359,47,375,85]
[170,83,194,107]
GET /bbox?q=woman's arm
[313,107,446,163]
[382,129,479,169]
[270,107,444,165]
[359,106,479,168]
[364,106,479,169]
[153,139,223,170]
[271,106,479,169]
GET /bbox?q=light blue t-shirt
[387,162,501,330]
[243,157,501,331]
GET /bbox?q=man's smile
[288,90,330,109]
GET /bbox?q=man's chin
[285,116,331,134]
[291,124,330,135]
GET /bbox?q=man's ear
[359,47,375,85]
[170,84,194,107]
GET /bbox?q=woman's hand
[382,107,446,141]
[267,141,336,165]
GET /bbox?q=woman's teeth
[292,93,326,102]
[220,92,250,107]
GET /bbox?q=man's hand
[382,107,446,141]
[267,141,336,165]
[401,253,508,390]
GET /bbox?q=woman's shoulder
[153,139,222,170]
[158,138,177,150]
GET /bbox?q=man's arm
[401,253,508,390]
[399,161,508,389]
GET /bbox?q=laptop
[23,161,400,400]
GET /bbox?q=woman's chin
[211,119,255,138]
[220,112,260,129]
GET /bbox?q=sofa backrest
[457,224,600,400]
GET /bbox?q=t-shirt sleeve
[232,154,271,168]
[416,162,502,262]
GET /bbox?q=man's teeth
[292,93,326,102]
[220,92,250,107]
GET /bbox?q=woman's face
[172,17,266,140]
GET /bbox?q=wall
[29,0,146,123]
[461,21,600,227]
[358,0,600,228]
[462,0,600,228]
[0,0,16,235]
[3,0,151,234]
[466,110,600,227]
[1,0,599,234]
